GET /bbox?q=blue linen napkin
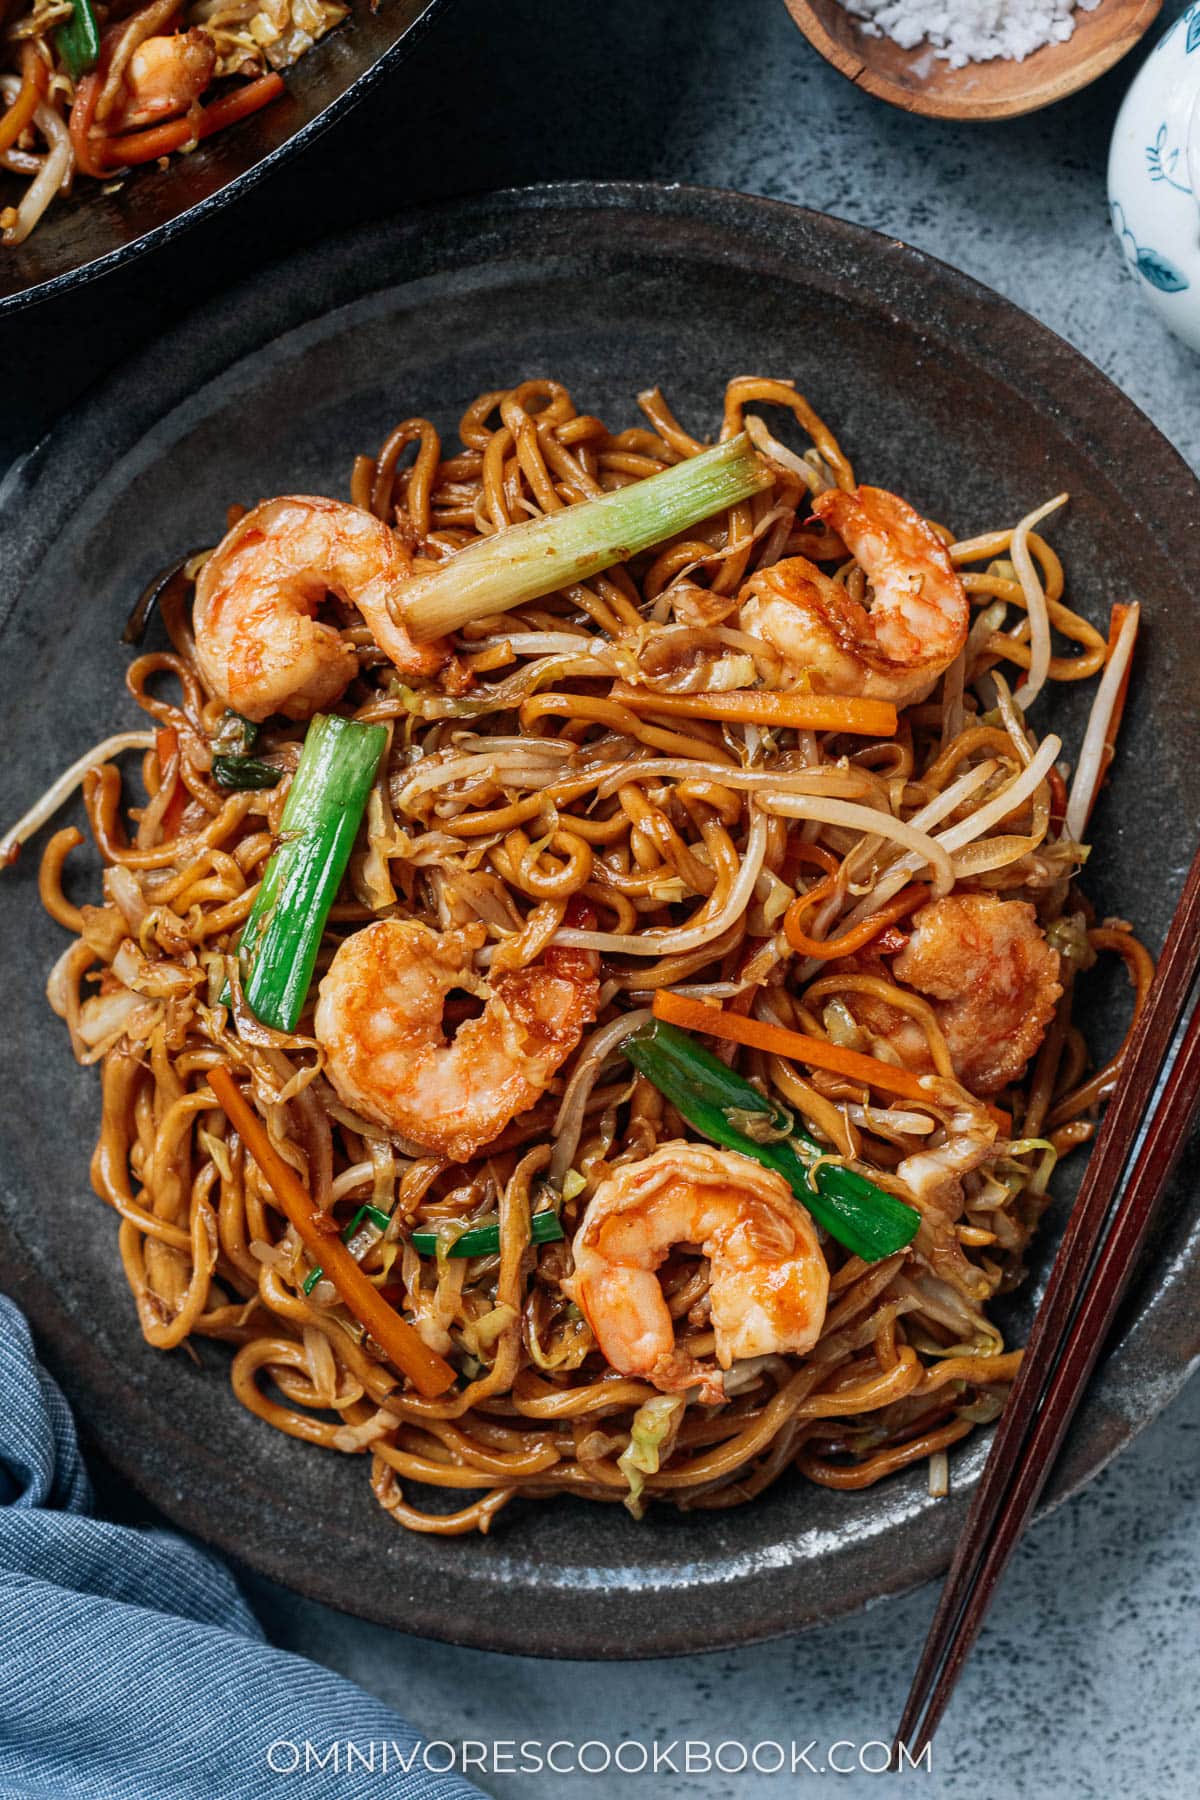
[0,1295,486,1800]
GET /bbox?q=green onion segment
[623,1017,919,1263]
[55,0,100,80]
[399,433,770,640]
[411,1210,565,1260]
[211,754,281,790]
[235,713,386,1032]
[303,1207,565,1294]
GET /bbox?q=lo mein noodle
[5,373,1150,1535]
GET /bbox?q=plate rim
[2,179,1198,1658]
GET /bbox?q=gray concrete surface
[4,1,1197,1795]
[245,1377,1200,1797]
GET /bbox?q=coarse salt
[842,0,1103,68]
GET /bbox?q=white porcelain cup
[1108,6,1200,351]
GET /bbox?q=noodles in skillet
[0,0,339,248]
[5,374,1151,1534]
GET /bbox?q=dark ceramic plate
[0,0,444,313]
[1,184,1198,1658]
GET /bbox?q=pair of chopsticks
[895,836,1200,1759]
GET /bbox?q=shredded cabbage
[1046,911,1097,971]
[198,1127,234,1184]
[823,998,865,1050]
[434,1219,469,1275]
[463,1303,518,1356]
[526,1306,593,1373]
[724,1104,794,1144]
[751,867,794,932]
[618,1394,685,1519]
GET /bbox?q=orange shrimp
[567,1143,829,1402]
[193,497,447,722]
[845,894,1062,1096]
[108,32,216,131]
[313,920,598,1161]
[739,485,968,706]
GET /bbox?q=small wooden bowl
[782,0,1163,120]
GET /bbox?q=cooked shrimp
[194,496,447,722]
[739,484,968,706]
[845,894,1062,1095]
[566,1143,829,1402]
[109,33,216,130]
[313,919,598,1161]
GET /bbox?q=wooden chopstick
[895,837,1200,1760]
[902,1000,1200,1755]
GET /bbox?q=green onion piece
[399,433,770,641]
[410,1210,565,1260]
[236,713,386,1032]
[622,1018,919,1263]
[344,1203,391,1237]
[302,1203,393,1293]
[211,754,281,790]
[304,1205,564,1290]
[54,0,100,79]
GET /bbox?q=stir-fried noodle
[8,375,1151,1534]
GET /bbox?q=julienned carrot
[1093,602,1137,809]
[610,682,897,739]
[207,1065,455,1399]
[784,881,930,959]
[154,728,189,838]
[95,72,285,169]
[1047,764,1068,834]
[651,991,1011,1133]
[0,44,46,156]
[68,71,108,178]
[654,989,929,1096]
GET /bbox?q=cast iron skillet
[0,0,444,313]
[1,184,1197,1658]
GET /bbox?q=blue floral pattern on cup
[1109,9,1200,345]
[1111,200,1190,293]
[1152,2,1200,55]
[1147,122,1192,196]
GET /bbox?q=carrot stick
[195,70,286,133]
[1091,602,1136,816]
[609,682,897,738]
[784,881,930,959]
[0,44,46,156]
[68,71,110,177]
[95,72,285,169]
[207,1065,455,1398]
[651,991,1011,1132]
[154,728,189,838]
[1046,764,1067,834]
[102,112,196,167]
